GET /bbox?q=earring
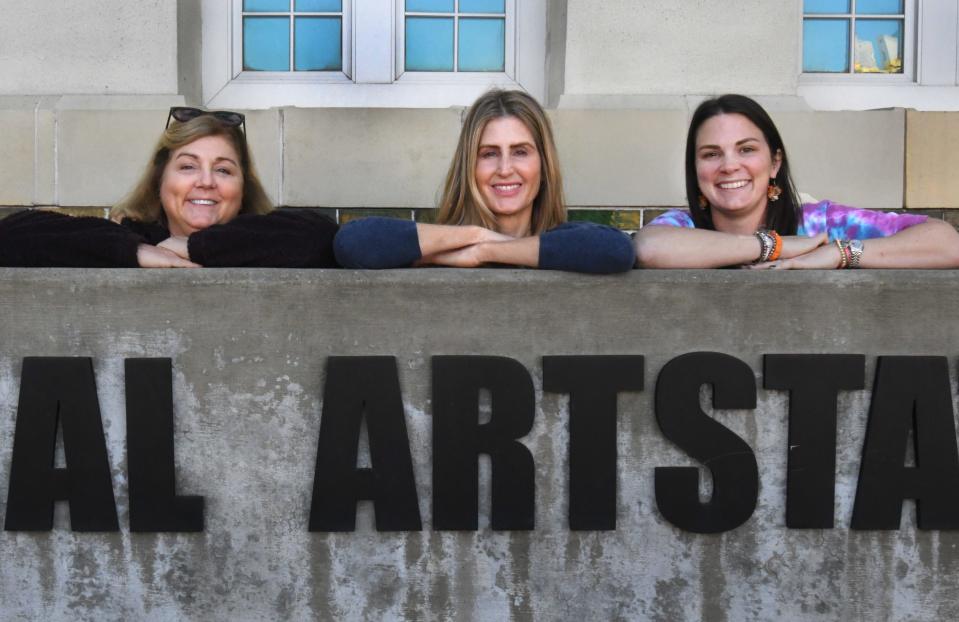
[698,194,708,209]
[767,180,782,202]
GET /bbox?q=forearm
[0,210,140,267]
[858,221,959,269]
[416,223,490,257]
[477,236,540,267]
[635,225,760,268]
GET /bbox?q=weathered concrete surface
[1,269,959,621]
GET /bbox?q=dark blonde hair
[436,89,565,235]
[111,115,272,225]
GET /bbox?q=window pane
[458,18,504,71]
[244,0,290,11]
[803,0,849,14]
[244,17,290,71]
[855,19,903,73]
[856,0,903,14]
[459,0,506,13]
[295,0,341,11]
[406,17,454,71]
[295,17,341,70]
[406,0,454,12]
[803,19,849,72]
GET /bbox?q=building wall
[0,0,178,96]
[563,0,801,100]
[1,269,959,619]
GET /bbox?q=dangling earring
[767,179,782,202]
[698,194,708,209]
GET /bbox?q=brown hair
[111,115,272,225]
[436,89,565,235]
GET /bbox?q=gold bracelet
[835,239,848,269]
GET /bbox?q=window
[803,0,909,75]
[201,0,545,108]
[798,0,959,111]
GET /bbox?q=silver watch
[847,239,864,268]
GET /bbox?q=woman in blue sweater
[334,90,634,273]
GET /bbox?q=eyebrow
[175,152,238,166]
[478,142,536,150]
[697,137,762,151]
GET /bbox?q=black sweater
[0,209,339,268]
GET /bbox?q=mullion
[454,0,459,72]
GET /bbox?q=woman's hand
[157,236,191,260]
[748,241,841,270]
[418,243,488,268]
[778,232,828,259]
[136,243,201,268]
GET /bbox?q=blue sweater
[334,217,635,273]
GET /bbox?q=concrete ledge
[1,269,958,619]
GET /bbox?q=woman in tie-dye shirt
[634,94,959,269]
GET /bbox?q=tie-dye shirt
[647,201,927,240]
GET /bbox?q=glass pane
[295,0,341,11]
[458,18,505,72]
[803,19,849,72]
[857,0,904,14]
[803,0,849,14]
[244,0,290,11]
[406,0,454,12]
[459,0,506,13]
[244,17,290,71]
[295,17,341,71]
[406,17,454,71]
[855,19,903,73]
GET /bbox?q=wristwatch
[847,239,864,268]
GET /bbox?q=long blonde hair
[111,115,272,225]
[436,90,565,234]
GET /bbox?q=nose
[496,154,514,176]
[196,166,215,188]
[718,152,740,174]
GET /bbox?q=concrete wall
[562,0,801,100]
[906,111,959,209]
[1,269,959,620]
[0,0,178,96]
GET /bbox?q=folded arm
[635,224,826,268]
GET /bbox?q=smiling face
[695,113,782,232]
[159,134,244,237]
[474,116,542,236]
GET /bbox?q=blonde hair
[111,115,272,225]
[436,89,565,235]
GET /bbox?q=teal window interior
[243,1,343,72]
[405,0,506,72]
[802,0,905,74]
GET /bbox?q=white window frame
[799,0,959,111]
[201,0,545,108]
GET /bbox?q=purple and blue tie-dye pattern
[646,200,927,240]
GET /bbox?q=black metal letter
[542,355,644,530]
[310,357,422,531]
[432,356,535,530]
[654,352,758,533]
[125,358,204,532]
[764,354,864,528]
[851,356,959,530]
[4,357,119,531]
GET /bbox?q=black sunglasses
[166,107,246,133]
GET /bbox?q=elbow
[332,225,368,269]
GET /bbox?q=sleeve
[801,201,928,240]
[187,209,340,268]
[645,209,695,228]
[333,217,422,269]
[0,210,141,267]
[538,221,636,273]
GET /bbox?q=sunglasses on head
[166,107,246,132]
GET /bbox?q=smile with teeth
[492,183,522,195]
[189,199,218,206]
[717,180,750,190]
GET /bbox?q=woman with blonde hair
[334,90,634,273]
[0,107,338,268]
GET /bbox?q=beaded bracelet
[835,239,848,269]
[768,230,783,262]
[754,230,774,263]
